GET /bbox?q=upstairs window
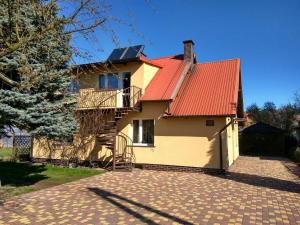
[107,74,119,89]
[132,119,154,145]
[99,74,119,89]
[99,75,106,89]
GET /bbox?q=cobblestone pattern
[0,156,299,225]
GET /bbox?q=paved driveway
[0,156,300,225]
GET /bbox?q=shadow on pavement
[210,171,300,193]
[88,187,193,225]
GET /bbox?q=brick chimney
[183,40,195,63]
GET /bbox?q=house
[32,40,244,171]
[239,122,285,156]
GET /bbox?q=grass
[0,148,13,160]
[0,161,105,201]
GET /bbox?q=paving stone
[0,156,299,224]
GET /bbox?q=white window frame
[131,119,154,146]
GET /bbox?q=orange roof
[141,56,241,116]
[140,55,186,101]
[169,59,241,116]
[138,55,163,68]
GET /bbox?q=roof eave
[163,113,236,118]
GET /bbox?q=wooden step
[104,125,116,128]
[98,138,114,143]
[100,128,117,132]
[106,121,116,124]
[97,134,116,138]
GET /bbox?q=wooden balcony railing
[78,86,142,109]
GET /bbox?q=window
[132,119,154,145]
[133,120,139,143]
[206,120,214,126]
[99,73,119,89]
[142,120,154,144]
[107,74,119,89]
[99,74,106,89]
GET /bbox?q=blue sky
[69,0,300,108]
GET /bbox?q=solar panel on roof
[107,48,126,61]
[122,45,144,59]
[107,45,144,62]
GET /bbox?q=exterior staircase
[79,86,141,171]
[96,108,137,171]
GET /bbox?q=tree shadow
[209,171,300,194]
[88,187,194,225]
[0,161,48,186]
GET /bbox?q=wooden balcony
[78,86,142,110]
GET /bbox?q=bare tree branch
[64,18,106,35]
[0,72,18,87]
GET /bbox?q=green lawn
[0,161,105,201]
[0,148,13,160]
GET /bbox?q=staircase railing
[78,86,142,109]
[117,131,135,164]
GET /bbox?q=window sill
[130,144,155,147]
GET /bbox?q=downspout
[218,117,234,171]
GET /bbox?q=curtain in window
[99,74,119,89]
[142,120,154,144]
[107,74,119,89]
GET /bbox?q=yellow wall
[78,62,159,94]
[233,122,239,160]
[77,62,159,109]
[142,63,159,93]
[223,117,240,167]
[117,102,232,169]
[32,136,98,161]
[32,101,239,169]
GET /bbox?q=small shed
[239,122,285,156]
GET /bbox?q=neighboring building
[33,40,244,171]
[239,122,285,156]
[294,114,300,146]
[244,113,254,127]
[0,127,29,148]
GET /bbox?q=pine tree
[0,0,77,141]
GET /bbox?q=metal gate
[13,135,32,160]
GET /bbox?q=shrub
[294,147,300,163]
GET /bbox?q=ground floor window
[132,119,154,145]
